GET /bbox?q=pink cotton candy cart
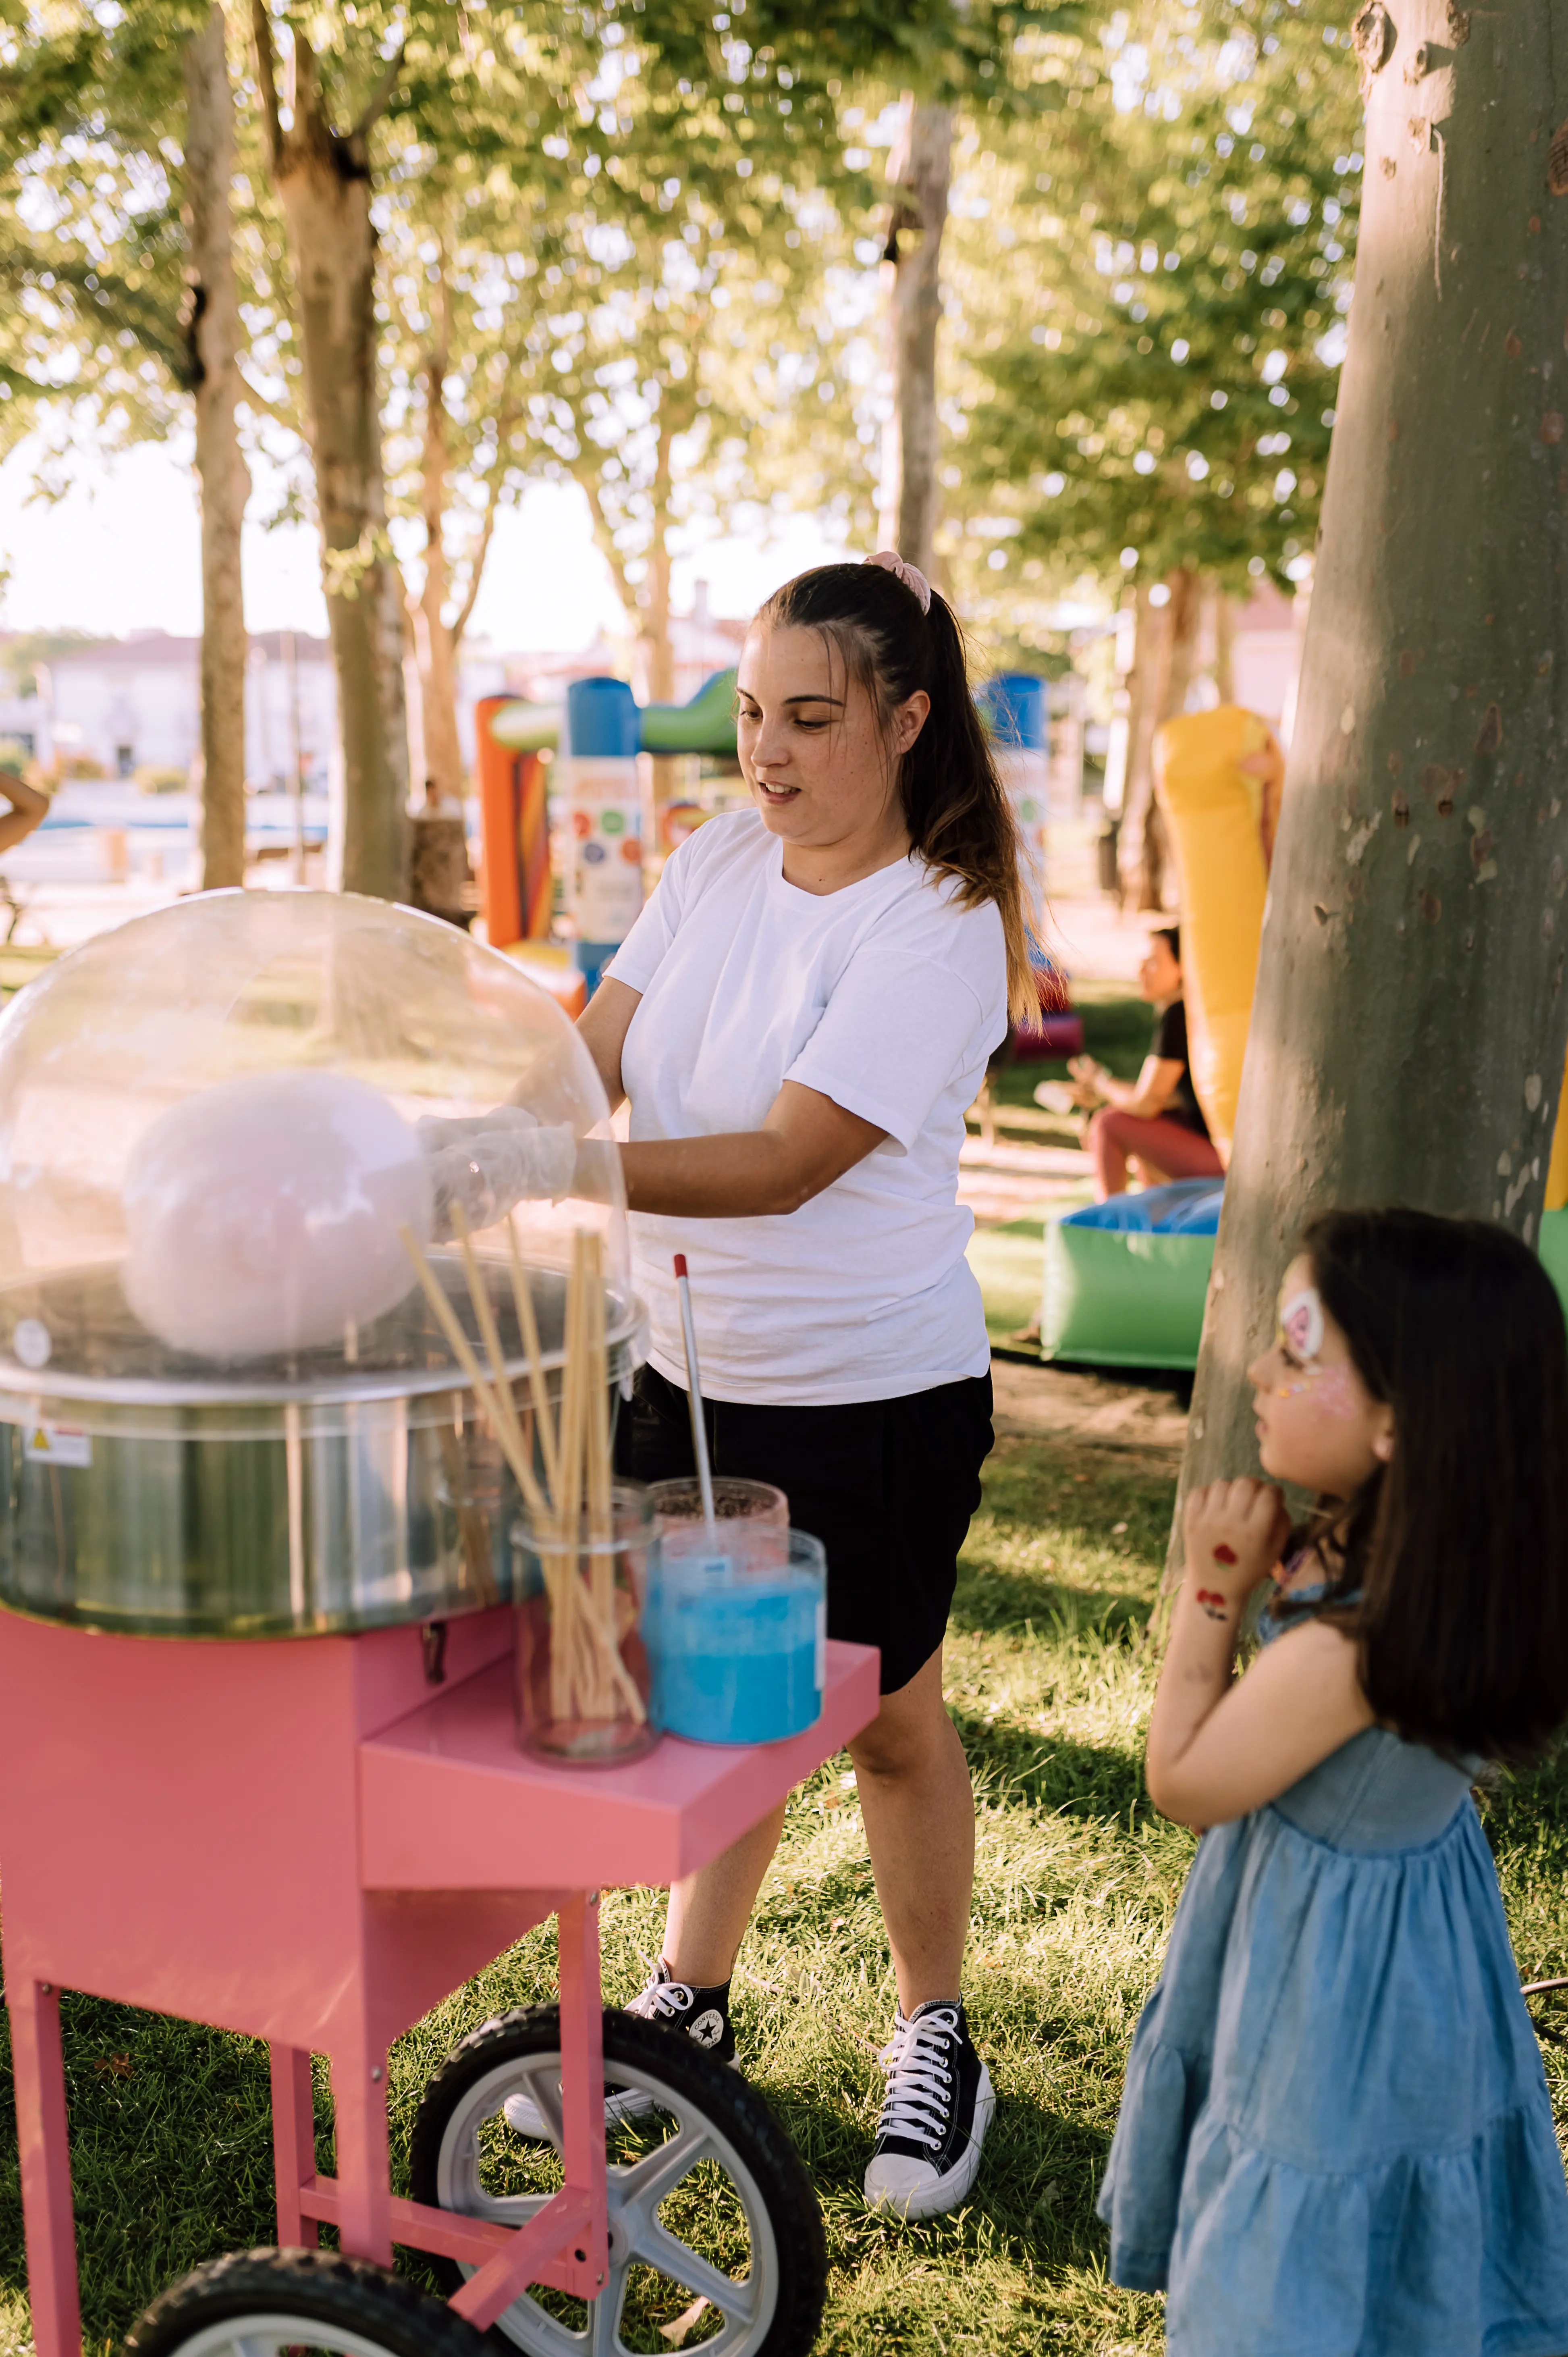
[0,1605,878,2357]
[0,892,881,2357]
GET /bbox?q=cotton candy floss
[122,1068,433,1360]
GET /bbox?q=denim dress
[1098,1591,1568,2355]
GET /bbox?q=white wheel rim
[160,2315,420,2357]
[433,2050,783,2356]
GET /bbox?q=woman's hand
[1182,1478,1290,1618]
[1067,1054,1107,1109]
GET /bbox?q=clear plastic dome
[0,890,634,1409]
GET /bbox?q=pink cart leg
[557,1894,609,2293]
[328,2041,394,2268]
[8,1979,81,2357]
[269,2047,320,2249]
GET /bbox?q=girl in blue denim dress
[1100,1207,1568,2356]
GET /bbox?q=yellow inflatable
[1546,1046,1568,1211]
[1153,704,1283,1164]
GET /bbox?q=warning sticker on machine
[24,1423,91,1467]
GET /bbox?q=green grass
[4,1426,1566,2355]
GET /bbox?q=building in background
[3,631,522,790]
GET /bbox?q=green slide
[487,670,739,759]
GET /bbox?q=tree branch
[248,0,284,167]
[450,404,521,649]
[351,42,405,143]
[236,373,302,434]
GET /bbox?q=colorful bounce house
[1041,704,1568,1368]
[475,665,1080,1049]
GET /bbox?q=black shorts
[616,1365,994,1694]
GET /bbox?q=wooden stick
[506,1212,560,1509]
[399,1228,550,1521]
[552,1234,590,1722]
[449,1203,527,1465]
[586,1231,615,1715]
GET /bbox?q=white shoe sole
[863,2064,995,2221]
[502,2083,653,2137]
[503,2051,737,2139]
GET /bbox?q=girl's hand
[1183,1478,1290,1613]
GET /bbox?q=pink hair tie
[865,549,932,615]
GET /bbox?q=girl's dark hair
[1292,1206,1568,1766]
[754,561,1035,1023]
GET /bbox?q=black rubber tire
[126,2246,490,2357]
[409,2004,827,2357]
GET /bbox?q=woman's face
[735,623,928,853]
[1246,1255,1394,1497]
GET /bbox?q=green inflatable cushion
[1039,1203,1568,1374]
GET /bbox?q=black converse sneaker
[502,1961,735,2135]
[863,1997,994,2219]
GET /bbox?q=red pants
[1089,1107,1225,1200]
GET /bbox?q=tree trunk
[1167,0,1568,1581]
[249,8,409,899]
[1119,577,1187,908]
[879,97,953,576]
[413,249,464,802]
[639,399,677,708]
[1213,583,1237,707]
[182,4,250,892]
[1136,564,1202,908]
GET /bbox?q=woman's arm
[0,774,48,856]
[1146,1479,1373,1827]
[620,1082,885,1217]
[1074,1052,1184,1120]
[575,976,641,1112]
[568,981,883,1216]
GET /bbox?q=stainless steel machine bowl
[0,891,643,1638]
[0,1258,643,1637]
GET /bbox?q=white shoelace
[629,1971,697,2023]
[876,2006,960,2151]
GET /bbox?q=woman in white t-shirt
[574,552,1033,2221]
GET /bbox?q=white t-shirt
[606,810,1008,1406]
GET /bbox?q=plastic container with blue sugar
[650,1521,826,1745]
[642,1255,825,1744]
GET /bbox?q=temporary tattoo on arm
[1194,1587,1231,1622]
[1211,1543,1238,1564]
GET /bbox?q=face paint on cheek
[1306,1366,1362,1422]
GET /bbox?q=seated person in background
[0,756,48,854]
[1070,926,1225,1200]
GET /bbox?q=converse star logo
[689,2008,725,2049]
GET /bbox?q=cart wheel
[126,2246,490,2357]
[409,2004,826,2357]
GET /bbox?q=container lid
[565,677,640,761]
[0,890,639,1411]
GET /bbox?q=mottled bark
[1169,0,1568,1580]
[1213,584,1237,707]
[413,250,464,800]
[250,6,409,899]
[182,5,250,891]
[880,97,953,576]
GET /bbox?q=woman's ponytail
[754,561,1037,1025]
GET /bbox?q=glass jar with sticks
[401,1215,655,1764]
[508,1227,654,1761]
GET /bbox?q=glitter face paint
[1269,1284,1369,1422]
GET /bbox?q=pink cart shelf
[0,1603,880,2357]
